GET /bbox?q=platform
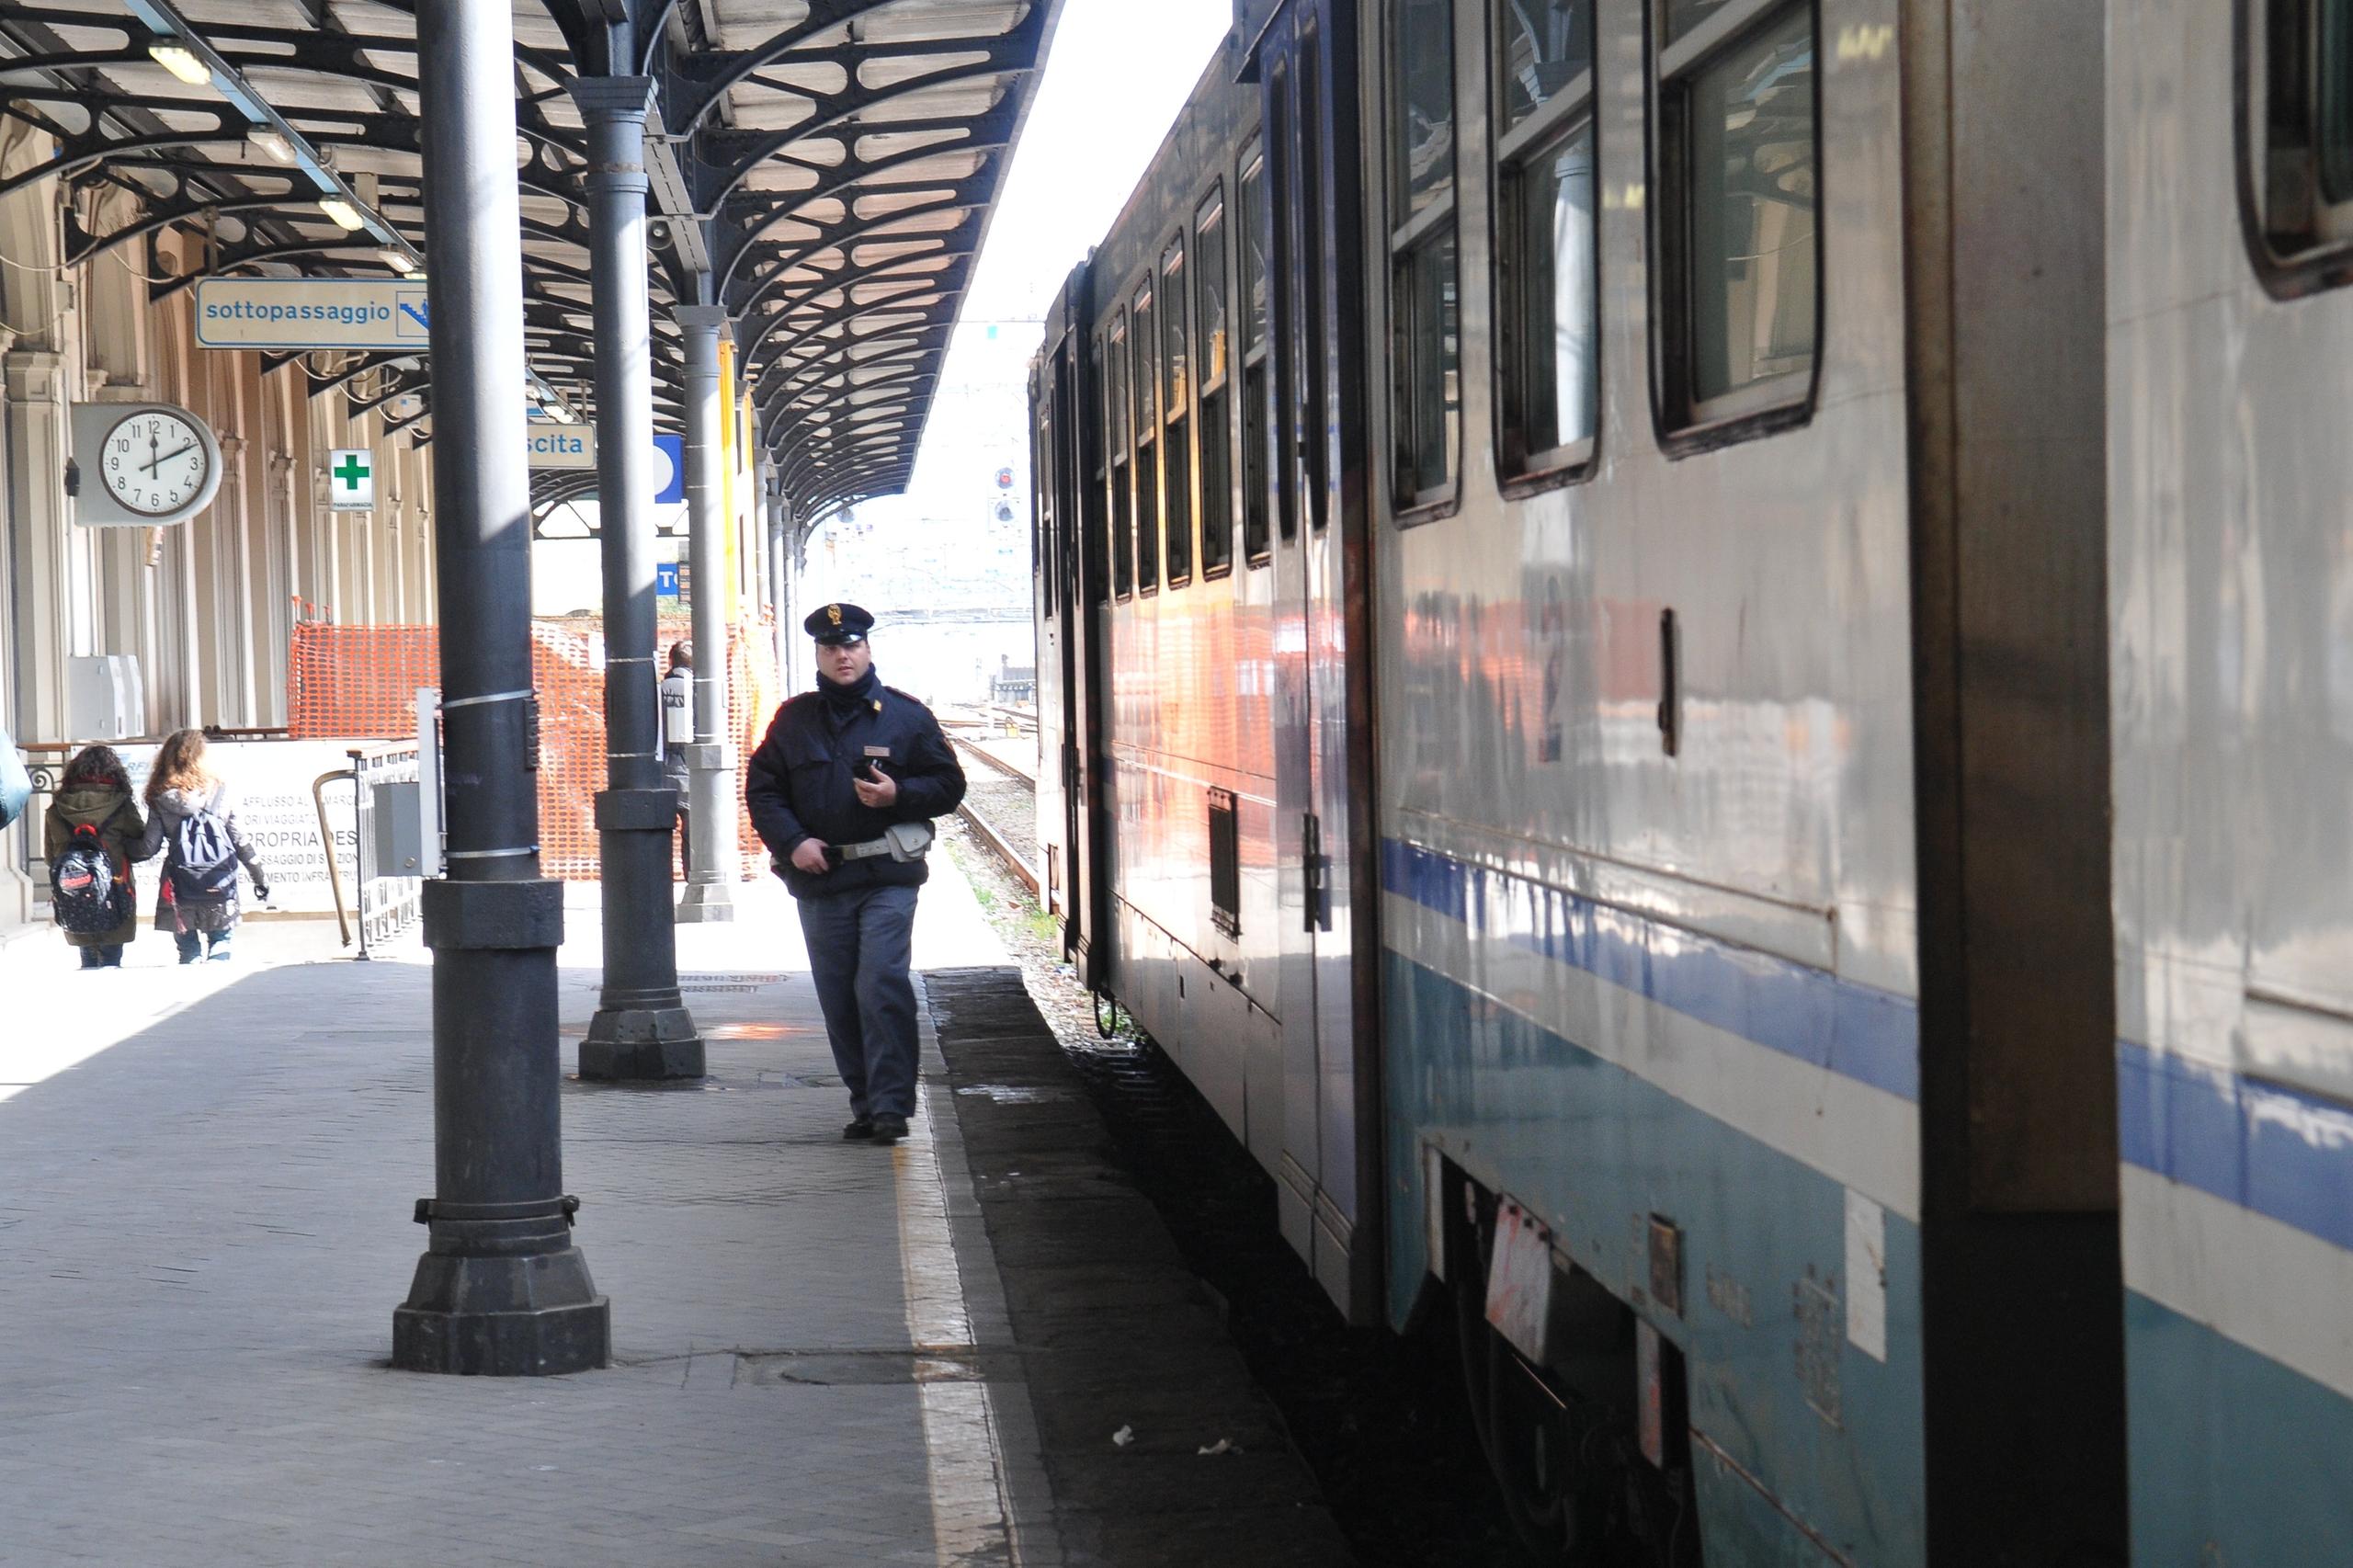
[0,858,1348,1567]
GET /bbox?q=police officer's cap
[804,602,873,645]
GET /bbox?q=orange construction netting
[288,616,780,882]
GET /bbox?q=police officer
[745,603,966,1146]
[660,641,693,881]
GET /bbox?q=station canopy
[0,0,1061,525]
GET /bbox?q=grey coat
[138,783,266,935]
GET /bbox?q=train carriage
[1034,10,1388,1316]
[1022,0,2281,1561]
[2108,2,2353,1560]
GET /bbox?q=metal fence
[10,734,426,954]
[11,743,68,911]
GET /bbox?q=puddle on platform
[954,1084,1072,1105]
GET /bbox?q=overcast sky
[838,0,1235,533]
[961,0,1235,326]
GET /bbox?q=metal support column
[572,74,703,1081]
[674,302,735,923]
[764,470,791,689]
[392,0,608,1376]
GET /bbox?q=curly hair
[61,744,131,793]
[144,728,214,808]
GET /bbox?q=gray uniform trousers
[797,882,920,1120]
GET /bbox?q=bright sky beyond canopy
[842,0,1237,534]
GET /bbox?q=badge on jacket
[863,745,891,758]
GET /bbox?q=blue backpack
[167,789,240,903]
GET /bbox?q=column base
[392,1245,609,1376]
[579,1000,705,1080]
[675,881,738,923]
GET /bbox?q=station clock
[69,403,225,527]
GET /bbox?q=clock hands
[144,443,199,476]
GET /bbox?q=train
[1026,1,2350,1562]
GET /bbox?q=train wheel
[1454,1271,1608,1565]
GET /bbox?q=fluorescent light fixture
[148,43,212,86]
[318,198,364,231]
[248,129,295,164]
[545,402,577,425]
[379,248,415,272]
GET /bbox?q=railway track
[948,732,1036,787]
[949,738,1040,896]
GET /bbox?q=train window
[1493,0,1598,482]
[1239,142,1274,566]
[1132,280,1161,592]
[2326,4,2353,198]
[1295,28,1331,533]
[1109,315,1134,600]
[1390,0,1463,513]
[1661,0,1741,40]
[1197,187,1234,577]
[1652,0,1818,437]
[2245,0,2353,284]
[1089,334,1108,606]
[1208,787,1241,937]
[1394,0,1459,222]
[1162,237,1194,586]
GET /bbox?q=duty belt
[835,821,934,863]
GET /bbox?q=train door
[1260,0,1380,1323]
[1030,358,1066,921]
[1055,271,1115,989]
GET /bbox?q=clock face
[99,410,213,518]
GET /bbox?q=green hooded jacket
[44,784,146,948]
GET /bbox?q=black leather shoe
[842,1118,874,1141]
[870,1114,908,1146]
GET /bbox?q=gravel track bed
[955,751,1040,872]
[938,822,1529,1568]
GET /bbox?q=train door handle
[1302,811,1331,932]
[1657,608,1681,759]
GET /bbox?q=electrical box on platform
[67,654,144,739]
[371,780,425,876]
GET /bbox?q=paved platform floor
[0,858,1347,1567]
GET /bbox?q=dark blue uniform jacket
[744,673,967,900]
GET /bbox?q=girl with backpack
[44,744,146,969]
[138,729,269,964]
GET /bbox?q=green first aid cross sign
[328,448,373,512]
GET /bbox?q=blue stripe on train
[1382,949,1927,1564]
[2118,1040,2353,1256]
[1379,837,1920,1100]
